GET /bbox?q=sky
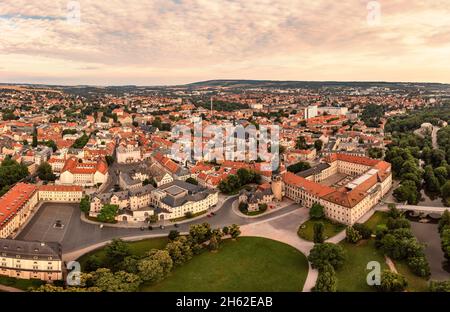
[0,0,450,86]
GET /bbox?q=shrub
[353,223,372,239]
[346,226,362,244]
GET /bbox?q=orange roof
[283,172,335,197]
[0,183,37,227]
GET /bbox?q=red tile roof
[0,183,37,227]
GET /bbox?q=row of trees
[438,210,450,264]
[385,108,450,206]
[375,205,430,277]
[71,133,90,149]
[218,168,261,194]
[34,223,241,292]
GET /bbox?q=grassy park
[142,237,309,292]
[297,218,345,241]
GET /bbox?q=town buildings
[90,180,218,222]
[283,153,392,225]
[0,239,63,281]
[59,157,109,186]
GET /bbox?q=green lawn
[77,237,168,270]
[336,239,388,292]
[364,211,389,231]
[141,237,309,292]
[394,260,429,292]
[297,218,345,241]
[335,211,429,292]
[0,276,44,291]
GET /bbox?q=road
[17,196,301,255]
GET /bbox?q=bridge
[377,204,449,216]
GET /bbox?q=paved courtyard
[18,203,74,243]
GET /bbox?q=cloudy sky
[0,0,449,85]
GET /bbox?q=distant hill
[184,79,450,90]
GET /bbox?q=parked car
[160,225,165,230]
[174,223,179,228]
[211,212,216,216]
[140,227,145,231]
[148,226,153,230]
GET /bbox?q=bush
[352,223,372,239]
[429,280,450,292]
[377,270,407,292]
[308,243,346,270]
[258,203,268,212]
[313,263,337,292]
[168,230,180,241]
[310,203,324,219]
[346,226,362,244]
[313,222,325,244]
[407,256,430,277]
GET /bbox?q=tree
[138,250,173,283]
[346,226,362,244]
[168,230,180,241]
[105,239,131,271]
[309,203,324,219]
[393,180,420,204]
[32,127,38,147]
[407,256,430,277]
[208,233,220,251]
[434,166,448,186]
[287,161,311,174]
[386,217,410,231]
[313,262,337,292]
[229,224,241,240]
[308,243,346,270]
[352,223,372,239]
[165,236,193,266]
[189,223,212,244]
[438,210,450,234]
[424,165,441,193]
[0,158,29,191]
[295,136,309,150]
[429,280,450,292]
[441,181,450,206]
[258,203,268,212]
[84,255,101,272]
[314,140,323,152]
[97,204,118,223]
[313,222,325,244]
[71,133,90,149]
[37,162,56,181]
[185,177,199,185]
[368,147,383,159]
[79,196,90,213]
[377,270,407,292]
[90,268,141,292]
[222,226,229,235]
[121,256,140,274]
[387,204,402,219]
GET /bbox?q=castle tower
[271,175,283,201]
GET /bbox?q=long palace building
[283,153,392,225]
